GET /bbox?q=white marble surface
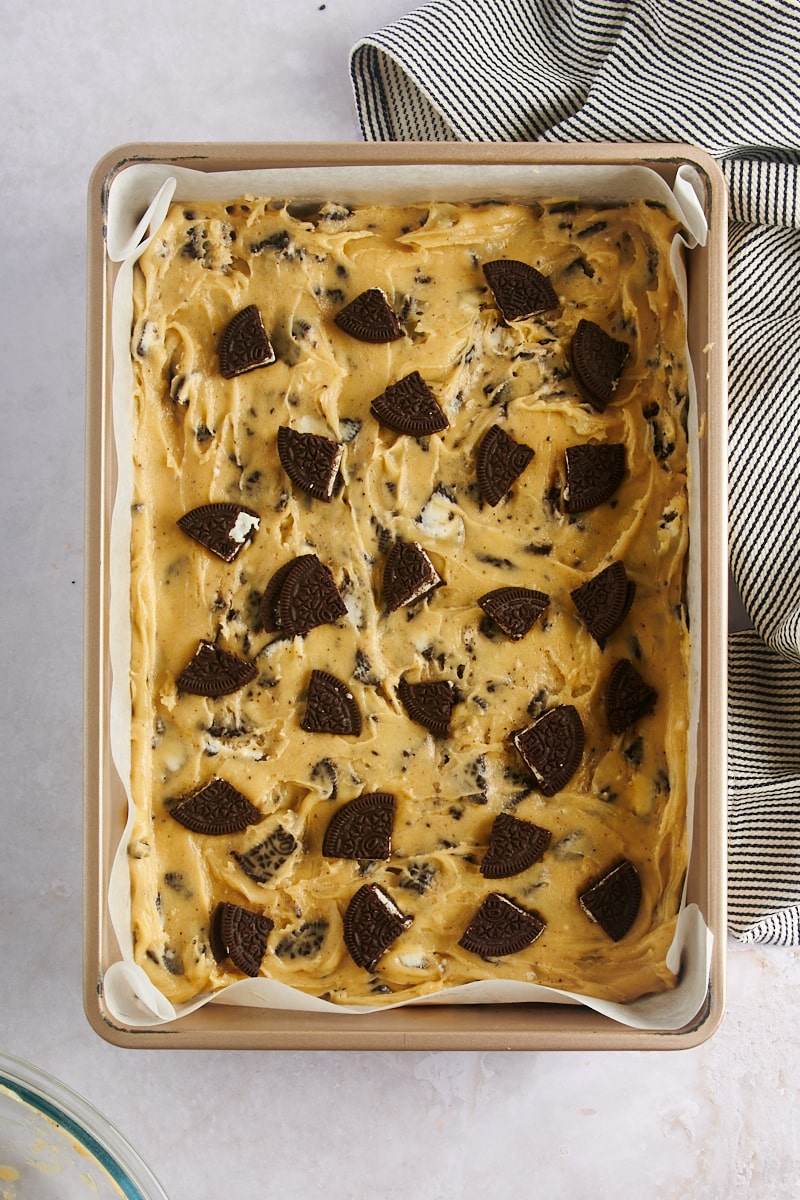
[3,2,800,1197]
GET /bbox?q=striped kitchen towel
[350,0,800,944]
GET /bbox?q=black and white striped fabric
[350,0,800,945]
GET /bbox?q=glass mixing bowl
[0,1050,168,1198]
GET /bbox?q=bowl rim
[0,1049,168,1199]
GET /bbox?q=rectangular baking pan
[84,141,728,1049]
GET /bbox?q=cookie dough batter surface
[127,194,690,1007]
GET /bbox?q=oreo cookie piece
[476,425,534,506]
[458,892,545,957]
[218,305,276,378]
[397,678,455,737]
[274,919,329,961]
[301,669,362,736]
[370,371,448,437]
[511,704,585,796]
[478,586,549,640]
[570,561,636,648]
[398,860,436,896]
[579,859,642,941]
[177,503,260,562]
[483,259,558,322]
[176,641,257,697]
[343,884,412,971]
[280,555,348,636]
[334,288,404,343]
[277,427,344,502]
[570,318,629,410]
[606,659,658,733]
[383,539,443,612]
[260,555,347,636]
[210,902,273,976]
[564,443,626,513]
[234,826,298,883]
[322,792,396,860]
[170,778,263,835]
[480,813,552,879]
[259,558,297,632]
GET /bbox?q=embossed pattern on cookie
[261,555,347,637]
[176,641,257,697]
[478,586,550,640]
[301,669,362,736]
[564,442,626,513]
[177,503,260,562]
[370,371,448,436]
[383,539,443,612]
[277,426,344,502]
[210,902,273,976]
[322,793,396,860]
[606,659,658,733]
[459,892,546,957]
[170,778,264,835]
[334,287,404,342]
[570,318,629,410]
[512,705,585,796]
[579,859,642,941]
[483,259,558,322]
[218,304,275,378]
[279,555,348,636]
[476,425,535,506]
[480,813,552,879]
[570,561,636,647]
[343,884,412,971]
[397,678,456,737]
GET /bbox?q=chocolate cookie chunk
[478,586,549,640]
[259,559,297,632]
[483,259,558,321]
[398,860,436,896]
[579,859,642,941]
[480,813,551,878]
[170,777,264,835]
[301,669,362,736]
[606,659,658,733]
[570,561,636,647]
[234,827,298,883]
[280,556,348,636]
[570,318,629,410]
[218,305,276,378]
[261,555,347,636]
[322,792,396,860]
[564,443,626,513]
[177,503,260,562]
[397,678,456,737]
[334,287,404,342]
[370,371,448,436]
[476,425,534,506]
[277,427,344,502]
[210,902,273,976]
[176,641,257,697]
[383,539,443,611]
[343,884,412,971]
[458,892,545,957]
[274,919,329,961]
[511,704,585,795]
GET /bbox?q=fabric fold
[350,0,800,944]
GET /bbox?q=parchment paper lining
[104,161,711,1028]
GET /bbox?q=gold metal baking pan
[84,141,727,1049]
